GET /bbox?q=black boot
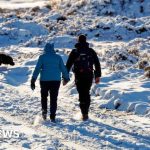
[82,114,89,121]
[42,112,47,121]
[50,114,56,122]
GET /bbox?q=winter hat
[78,34,87,43]
[44,42,55,53]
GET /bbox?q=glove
[63,80,68,86]
[95,77,100,84]
[31,78,36,90]
[62,79,69,86]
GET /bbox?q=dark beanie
[78,34,87,43]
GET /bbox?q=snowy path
[0,83,150,150]
[0,43,149,149]
[0,44,150,149]
[0,110,87,150]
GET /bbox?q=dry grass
[144,66,150,72]
[49,0,89,10]
[138,60,148,69]
[145,70,150,78]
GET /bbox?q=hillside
[0,0,150,149]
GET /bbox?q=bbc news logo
[0,128,20,139]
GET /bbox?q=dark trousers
[40,81,60,116]
[75,73,93,115]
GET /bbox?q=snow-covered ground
[0,0,47,9]
[0,0,150,149]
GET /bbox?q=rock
[95,33,100,37]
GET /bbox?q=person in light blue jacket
[31,43,70,122]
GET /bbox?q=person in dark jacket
[31,43,70,122]
[66,35,101,121]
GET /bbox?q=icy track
[0,0,150,149]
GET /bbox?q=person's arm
[92,49,101,83]
[31,56,43,90]
[59,57,70,85]
[32,56,43,81]
[66,50,77,73]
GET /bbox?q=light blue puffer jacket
[32,43,70,82]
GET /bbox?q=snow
[0,0,150,149]
[0,0,47,9]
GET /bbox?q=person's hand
[63,80,68,86]
[62,77,70,86]
[95,77,100,84]
[31,79,35,90]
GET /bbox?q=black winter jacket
[66,42,101,78]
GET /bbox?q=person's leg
[77,84,91,114]
[76,78,85,114]
[49,81,61,121]
[84,81,92,115]
[75,74,93,120]
[40,81,49,119]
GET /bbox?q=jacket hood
[44,43,55,54]
[75,42,89,49]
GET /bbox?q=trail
[0,83,150,150]
[0,110,87,150]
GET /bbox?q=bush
[136,27,147,34]
[0,8,4,13]
[138,60,148,69]
[57,16,67,22]
[45,4,52,10]
[128,47,139,56]
[31,6,40,12]
[145,71,150,78]
[144,66,150,72]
